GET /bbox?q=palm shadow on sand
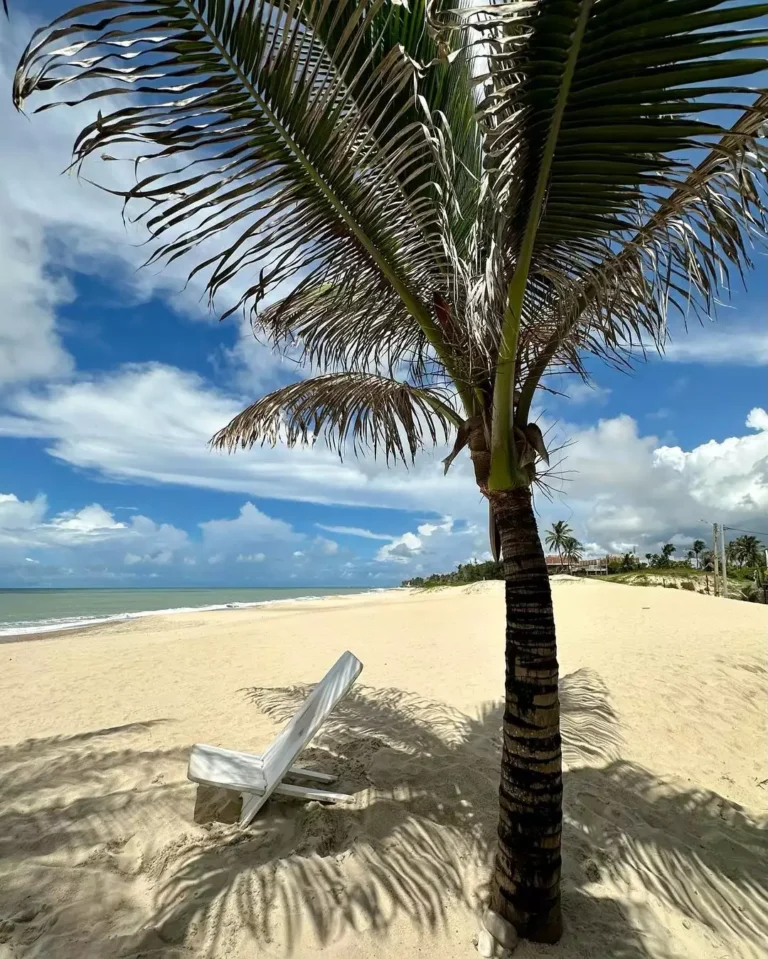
[1,673,766,958]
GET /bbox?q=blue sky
[1,6,767,588]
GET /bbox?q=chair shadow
[1,677,766,959]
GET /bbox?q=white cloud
[562,380,612,404]
[0,363,474,514]
[200,501,299,549]
[315,523,394,541]
[539,407,768,553]
[0,23,292,395]
[124,550,173,566]
[661,321,768,366]
[315,537,339,555]
[376,517,488,569]
[0,493,47,529]
[237,552,266,563]
[0,493,188,582]
[377,532,423,563]
[0,207,75,386]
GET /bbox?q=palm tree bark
[488,486,563,944]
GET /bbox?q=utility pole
[720,522,728,599]
[713,523,720,597]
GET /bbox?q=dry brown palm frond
[210,372,462,464]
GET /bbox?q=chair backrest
[261,650,363,781]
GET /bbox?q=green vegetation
[402,560,503,589]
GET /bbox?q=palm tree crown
[12,0,768,497]
[545,520,574,558]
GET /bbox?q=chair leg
[273,781,354,803]
[286,766,336,784]
[239,781,354,826]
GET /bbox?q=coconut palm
[732,534,763,568]
[660,543,676,568]
[562,536,583,571]
[692,539,706,569]
[545,520,574,571]
[13,0,768,945]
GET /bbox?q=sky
[1,5,767,588]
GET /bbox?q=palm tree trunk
[488,486,563,944]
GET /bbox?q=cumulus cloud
[0,493,188,583]
[376,518,490,569]
[0,23,291,394]
[0,493,349,585]
[539,407,768,554]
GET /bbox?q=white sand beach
[0,579,766,959]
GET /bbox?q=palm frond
[13,0,480,392]
[467,0,768,262]
[210,372,461,463]
[515,94,768,420]
[428,0,768,487]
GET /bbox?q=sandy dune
[0,580,766,958]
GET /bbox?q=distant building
[544,555,609,576]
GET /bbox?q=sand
[0,580,766,959]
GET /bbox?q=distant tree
[402,560,503,588]
[644,553,653,566]
[691,539,706,569]
[732,535,763,568]
[562,537,583,571]
[656,543,676,568]
[545,521,573,571]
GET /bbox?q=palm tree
[660,543,676,567]
[692,540,706,569]
[545,520,573,572]
[620,552,635,572]
[733,535,763,568]
[14,1,768,945]
[562,536,582,571]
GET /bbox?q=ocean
[0,587,369,638]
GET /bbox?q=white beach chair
[187,650,363,827]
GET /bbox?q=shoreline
[0,586,398,643]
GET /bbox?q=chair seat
[188,743,268,793]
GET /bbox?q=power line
[722,526,768,537]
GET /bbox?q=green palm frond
[210,372,462,463]
[13,0,481,397]
[434,0,768,485]
[515,96,768,420]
